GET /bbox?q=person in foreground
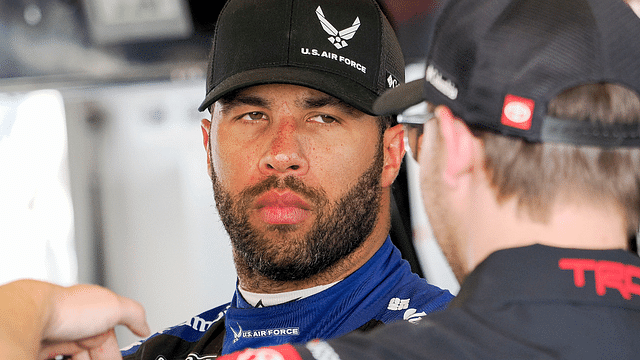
[126,0,455,358]
[215,0,640,358]
[120,0,453,356]
[0,0,454,358]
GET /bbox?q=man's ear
[201,119,213,179]
[435,106,480,188]
[381,123,406,188]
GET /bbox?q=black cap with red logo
[198,0,405,115]
[374,0,640,147]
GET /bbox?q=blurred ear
[381,123,406,188]
[201,119,213,179]
[434,106,481,188]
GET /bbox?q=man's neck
[238,280,340,307]
[468,190,628,273]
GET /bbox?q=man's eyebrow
[219,94,272,113]
[299,95,360,116]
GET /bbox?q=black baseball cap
[198,0,405,115]
[374,0,640,147]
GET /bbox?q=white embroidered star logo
[315,6,361,49]
[231,323,243,343]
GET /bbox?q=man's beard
[211,145,384,282]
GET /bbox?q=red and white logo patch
[501,94,535,131]
[222,345,303,360]
[237,348,285,360]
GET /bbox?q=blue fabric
[120,236,453,358]
[221,237,453,354]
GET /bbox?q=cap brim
[373,79,426,115]
[199,67,379,115]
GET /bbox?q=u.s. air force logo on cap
[299,6,367,75]
[315,6,361,49]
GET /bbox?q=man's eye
[241,112,266,121]
[308,115,337,124]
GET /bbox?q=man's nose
[258,119,309,175]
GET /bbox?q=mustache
[239,175,328,206]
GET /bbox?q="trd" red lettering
[559,258,640,300]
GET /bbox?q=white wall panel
[63,80,236,347]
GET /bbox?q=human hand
[40,283,150,360]
[0,280,150,360]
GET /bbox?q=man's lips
[254,190,312,225]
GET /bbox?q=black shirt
[292,245,640,360]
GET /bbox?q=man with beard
[116,0,454,358]
[210,0,640,358]
[0,0,454,359]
